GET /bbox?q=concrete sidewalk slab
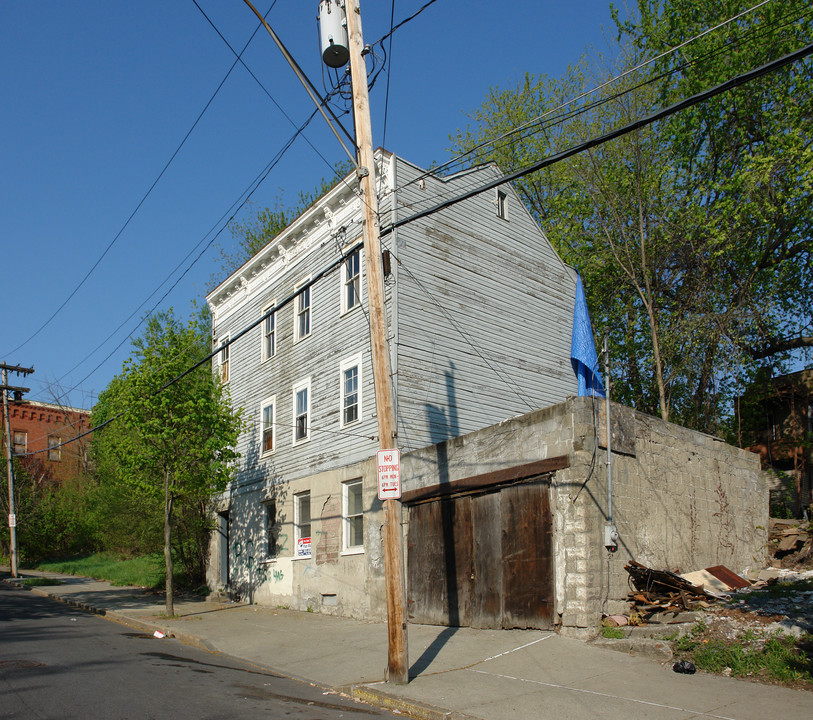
[3,568,812,720]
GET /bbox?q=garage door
[407,478,554,629]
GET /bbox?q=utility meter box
[318,0,349,68]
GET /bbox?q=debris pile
[769,518,813,568]
[623,560,720,619]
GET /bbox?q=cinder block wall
[558,398,768,628]
[403,397,767,630]
[210,397,767,629]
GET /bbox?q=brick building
[3,400,92,484]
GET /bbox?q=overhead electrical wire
[381,0,397,146]
[47,103,327,408]
[388,0,797,195]
[1,4,283,362]
[381,39,813,238]
[387,4,813,220]
[22,238,366,458]
[42,3,364,405]
[24,5,813,454]
[372,0,441,47]
[194,0,349,184]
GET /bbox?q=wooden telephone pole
[345,0,409,684]
[1,362,34,578]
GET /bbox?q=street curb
[351,684,481,720]
[3,575,469,720]
[2,577,219,654]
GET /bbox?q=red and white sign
[377,449,401,500]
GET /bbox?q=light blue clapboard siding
[214,211,390,493]
[210,153,578,493]
[390,157,577,452]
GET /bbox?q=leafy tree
[92,309,242,614]
[451,1,812,433]
[216,160,355,285]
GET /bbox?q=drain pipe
[603,335,618,552]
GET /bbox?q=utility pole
[344,0,409,684]
[1,362,34,578]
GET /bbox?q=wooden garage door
[407,479,553,629]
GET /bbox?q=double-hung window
[260,397,275,455]
[294,278,311,341]
[292,378,311,444]
[219,335,230,383]
[12,431,27,455]
[294,491,311,557]
[340,354,362,427]
[48,436,61,462]
[341,248,362,313]
[343,479,363,552]
[261,304,276,361]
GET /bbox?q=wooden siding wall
[391,158,578,452]
[211,199,389,495]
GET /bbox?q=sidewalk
[3,568,812,720]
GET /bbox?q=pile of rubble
[770,518,813,569]
[601,519,813,642]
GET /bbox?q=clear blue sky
[1,1,618,409]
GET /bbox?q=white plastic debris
[153,630,165,639]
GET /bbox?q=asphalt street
[0,582,395,720]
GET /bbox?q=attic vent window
[496,189,508,220]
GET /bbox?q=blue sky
[1,1,618,409]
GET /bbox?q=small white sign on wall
[377,449,401,500]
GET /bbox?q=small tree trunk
[164,470,174,617]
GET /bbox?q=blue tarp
[570,274,605,397]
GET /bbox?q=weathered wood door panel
[407,496,473,626]
[407,478,554,630]
[471,491,502,628]
[501,482,554,628]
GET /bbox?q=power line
[381,40,813,238]
[45,100,326,408]
[21,239,365,458]
[381,0,397,146]
[372,0,440,46]
[389,0,798,195]
[1,6,278,361]
[193,0,349,185]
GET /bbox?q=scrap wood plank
[778,534,803,552]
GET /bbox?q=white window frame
[339,353,362,428]
[340,247,363,314]
[218,334,230,383]
[496,188,507,220]
[261,303,276,362]
[294,277,312,342]
[292,377,311,445]
[294,491,312,558]
[342,478,364,554]
[260,396,276,456]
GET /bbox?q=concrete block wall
[209,396,767,631]
[571,399,768,621]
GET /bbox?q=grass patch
[20,577,63,587]
[601,626,626,639]
[34,552,165,588]
[748,578,813,600]
[674,623,813,687]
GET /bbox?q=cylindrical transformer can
[318,0,349,68]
